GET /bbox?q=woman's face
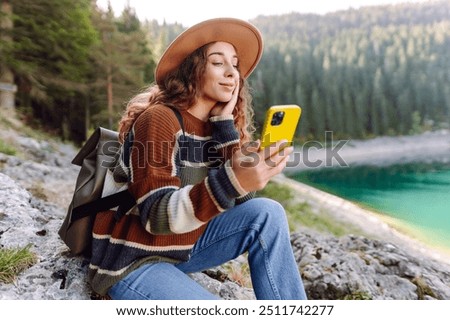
[199,41,240,105]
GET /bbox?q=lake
[288,161,450,249]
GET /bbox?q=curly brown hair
[118,42,255,143]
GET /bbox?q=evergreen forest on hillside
[0,0,448,144]
[251,2,450,140]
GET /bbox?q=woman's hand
[210,81,240,117]
[231,139,293,193]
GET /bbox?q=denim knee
[243,198,288,230]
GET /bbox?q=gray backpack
[59,107,184,257]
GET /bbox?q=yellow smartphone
[260,104,302,150]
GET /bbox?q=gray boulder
[1,126,450,300]
[292,229,450,299]
[0,171,253,300]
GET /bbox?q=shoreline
[272,174,450,266]
[285,129,450,171]
[273,130,450,266]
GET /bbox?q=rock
[2,125,450,300]
[291,229,450,300]
[0,172,250,300]
[0,173,90,299]
[190,272,255,300]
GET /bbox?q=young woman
[88,18,307,300]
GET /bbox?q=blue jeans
[108,198,307,300]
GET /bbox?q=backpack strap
[70,189,134,223]
[70,106,186,224]
[166,104,185,136]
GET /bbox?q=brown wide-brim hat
[155,18,263,85]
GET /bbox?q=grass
[27,183,48,201]
[0,111,73,152]
[1,112,56,142]
[0,139,17,156]
[257,181,366,237]
[0,244,37,284]
[0,111,77,164]
[412,277,437,299]
[222,257,252,288]
[343,291,372,300]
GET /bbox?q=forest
[0,0,448,144]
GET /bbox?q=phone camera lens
[271,111,285,126]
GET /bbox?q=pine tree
[5,0,96,142]
[89,3,153,130]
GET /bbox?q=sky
[96,0,429,26]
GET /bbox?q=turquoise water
[289,161,450,248]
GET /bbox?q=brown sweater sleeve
[128,106,246,235]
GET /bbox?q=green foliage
[409,111,423,135]
[2,1,449,144]
[0,244,37,284]
[3,0,97,144]
[89,3,154,130]
[9,0,96,81]
[0,1,159,144]
[250,0,450,141]
[256,181,294,204]
[0,139,16,156]
[343,292,372,300]
[257,181,366,236]
[288,202,364,237]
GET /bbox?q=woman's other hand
[231,139,293,193]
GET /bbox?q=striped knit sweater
[88,104,253,295]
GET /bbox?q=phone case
[260,105,302,150]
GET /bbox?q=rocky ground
[1,115,450,300]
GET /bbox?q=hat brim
[155,18,263,85]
